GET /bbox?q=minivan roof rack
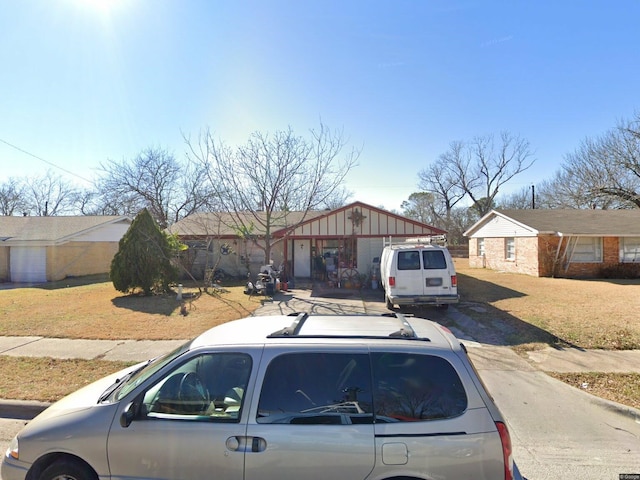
[267,312,430,341]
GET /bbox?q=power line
[0,137,94,184]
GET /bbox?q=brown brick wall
[469,235,622,278]
[47,242,119,281]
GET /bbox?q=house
[0,215,132,283]
[168,201,446,284]
[464,209,640,278]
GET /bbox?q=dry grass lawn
[454,259,640,350]
[0,276,261,340]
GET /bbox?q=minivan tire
[39,459,97,480]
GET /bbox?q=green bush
[110,208,179,295]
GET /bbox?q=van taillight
[389,276,395,287]
[451,275,457,287]
[496,421,514,480]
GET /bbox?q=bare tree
[401,192,440,225]
[95,147,213,228]
[418,145,467,221]
[539,112,640,209]
[23,170,80,216]
[0,178,27,216]
[184,123,359,264]
[497,186,536,210]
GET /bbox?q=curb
[0,399,50,420]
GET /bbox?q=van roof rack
[383,235,448,247]
[267,312,430,342]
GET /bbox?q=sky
[2,0,640,212]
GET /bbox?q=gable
[283,202,445,237]
[466,214,538,238]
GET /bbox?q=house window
[505,238,515,261]
[477,238,485,257]
[620,237,640,263]
[572,237,603,262]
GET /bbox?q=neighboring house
[0,216,132,283]
[168,201,446,283]
[464,209,640,278]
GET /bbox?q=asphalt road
[1,292,639,480]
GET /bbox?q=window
[505,238,515,260]
[258,352,373,424]
[477,238,485,257]
[143,353,252,421]
[621,237,640,263]
[422,250,447,269]
[371,353,467,421]
[397,251,421,270]
[572,237,603,262]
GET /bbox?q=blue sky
[2,0,640,212]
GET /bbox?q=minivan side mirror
[120,402,136,428]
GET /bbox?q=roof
[464,209,640,237]
[168,201,446,238]
[189,313,458,351]
[0,215,131,244]
[167,210,326,237]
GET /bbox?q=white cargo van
[380,236,459,310]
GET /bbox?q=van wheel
[436,304,449,310]
[39,459,97,480]
[385,295,394,310]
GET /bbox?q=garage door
[10,247,47,282]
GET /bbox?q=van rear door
[394,250,424,297]
[421,248,454,298]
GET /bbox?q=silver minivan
[3,313,523,480]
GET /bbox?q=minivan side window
[397,251,421,270]
[257,352,373,424]
[143,353,251,422]
[372,353,467,422]
[422,250,447,269]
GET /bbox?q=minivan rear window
[371,353,467,421]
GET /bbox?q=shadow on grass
[111,291,191,316]
[457,272,527,303]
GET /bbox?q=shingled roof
[0,216,131,243]
[466,209,640,237]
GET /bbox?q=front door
[293,239,311,277]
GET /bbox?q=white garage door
[10,247,47,282]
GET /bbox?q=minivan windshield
[112,341,191,401]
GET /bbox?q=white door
[10,246,47,282]
[293,239,311,277]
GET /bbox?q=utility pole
[531,185,535,209]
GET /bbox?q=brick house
[464,209,640,278]
[0,215,131,283]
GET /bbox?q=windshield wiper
[98,360,152,403]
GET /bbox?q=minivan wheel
[39,460,97,480]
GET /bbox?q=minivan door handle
[225,436,267,453]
